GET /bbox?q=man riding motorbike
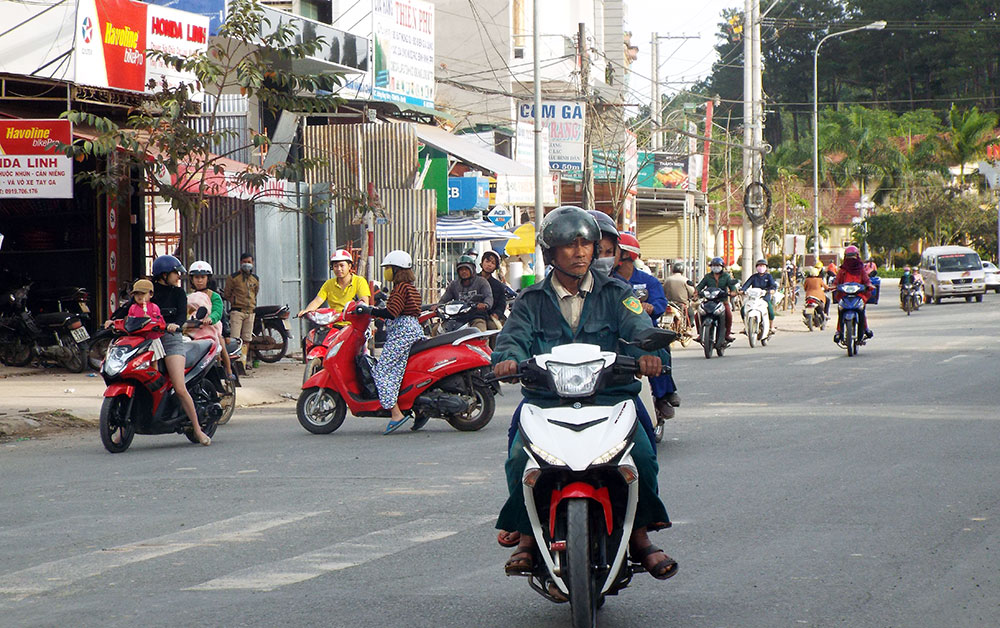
[298,249,371,322]
[614,232,680,421]
[741,259,778,334]
[696,257,739,343]
[899,265,916,309]
[492,205,677,581]
[438,255,493,332]
[833,245,874,343]
[662,262,695,317]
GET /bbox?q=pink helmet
[844,245,860,257]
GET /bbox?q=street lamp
[812,20,886,262]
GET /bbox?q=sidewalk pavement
[0,358,304,441]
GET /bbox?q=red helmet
[618,232,641,261]
[844,245,860,257]
[330,249,353,264]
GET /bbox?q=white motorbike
[742,287,772,347]
[499,328,677,628]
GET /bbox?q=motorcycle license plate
[71,326,90,343]
[282,318,291,330]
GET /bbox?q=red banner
[107,197,120,312]
[0,119,73,198]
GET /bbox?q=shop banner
[372,0,435,108]
[0,120,73,198]
[75,0,208,94]
[107,197,120,312]
[637,151,688,189]
[516,101,585,172]
[0,0,77,82]
[494,172,560,207]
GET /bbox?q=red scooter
[99,310,229,453]
[297,300,499,434]
[300,308,344,384]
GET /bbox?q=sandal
[497,530,521,548]
[631,544,677,580]
[504,545,534,575]
[197,433,212,446]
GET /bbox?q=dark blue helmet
[710,257,724,267]
[152,255,185,278]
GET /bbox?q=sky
[624,0,741,108]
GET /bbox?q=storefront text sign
[516,101,585,172]
[0,120,73,198]
[372,0,435,108]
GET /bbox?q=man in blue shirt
[741,258,778,332]
[616,232,680,421]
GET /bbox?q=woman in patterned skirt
[368,250,424,434]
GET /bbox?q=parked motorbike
[249,304,291,362]
[868,270,882,305]
[300,308,343,385]
[495,328,677,628]
[98,308,230,453]
[802,295,827,331]
[296,300,499,434]
[835,282,868,357]
[0,284,89,372]
[901,283,921,315]
[696,286,731,359]
[28,285,92,327]
[741,287,771,348]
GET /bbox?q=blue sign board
[447,176,489,212]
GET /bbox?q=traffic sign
[487,206,512,228]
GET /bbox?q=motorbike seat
[254,304,286,317]
[30,286,87,301]
[33,311,76,327]
[183,339,216,369]
[408,328,481,357]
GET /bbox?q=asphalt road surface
[1,293,998,627]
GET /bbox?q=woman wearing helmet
[297,249,371,321]
[802,266,830,316]
[696,257,740,343]
[492,206,677,580]
[188,260,234,381]
[364,250,423,433]
[587,209,620,276]
[833,245,874,342]
[437,254,493,332]
[151,255,212,446]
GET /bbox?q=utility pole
[741,0,754,279]
[751,0,764,267]
[579,22,593,212]
[532,0,543,280]
[650,33,659,151]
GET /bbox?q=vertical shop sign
[516,101,585,172]
[0,120,73,198]
[107,198,120,312]
[372,0,435,107]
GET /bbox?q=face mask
[241,263,253,273]
[711,266,722,274]
[591,257,615,276]
[756,266,767,274]
[382,267,394,283]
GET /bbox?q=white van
[919,245,986,303]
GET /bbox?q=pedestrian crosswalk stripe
[0,511,322,600]
[187,515,493,591]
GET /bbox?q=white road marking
[940,354,969,364]
[188,515,493,591]
[791,356,838,366]
[0,511,321,600]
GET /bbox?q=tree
[939,105,998,187]
[853,212,916,268]
[819,106,905,203]
[58,0,342,262]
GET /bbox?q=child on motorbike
[185,291,234,381]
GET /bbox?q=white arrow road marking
[940,354,969,364]
[187,515,494,591]
[0,511,321,600]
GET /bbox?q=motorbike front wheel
[297,387,347,434]
[566,498,598,628]
[99,395,135,453]
[447,382,496,432]
[845,320,857,357]
[253,323,288,363]
[0,334,33,367]
[747,317,758,348]
[715,321,726,357]
[701,322,713,359]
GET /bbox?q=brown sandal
[504,546,534,575]
[497,530,521,548]
[632,544,678,580]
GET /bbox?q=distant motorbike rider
[478,250,514,333]
[802,267,830,316]
[696,257,739,343]
[899,266,916,308]
[438,255,493,332]
[492,205,677,581]
[614,232,680,420]
[833,245,874,342]
[662,262,695,315]
[741,258,778,333]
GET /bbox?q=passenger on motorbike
[185,291,234,380]
[189,261,233,379]
[614,232,680,420]
[899,266,916,308]
[833,245,874,342]
[696,257,739,343]
[802,267,829,316]
[741,259,777,333]
[438,255,493,332]
[492,206,677,581]
[478,250,513,333]
[151,255,212,446]
[297,249,371,323]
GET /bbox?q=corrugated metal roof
[413,124,533,176]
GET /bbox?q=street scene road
[1,293,998,628]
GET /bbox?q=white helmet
[329,249,353,264]
[189,260,213,276]
[381,250,413,269]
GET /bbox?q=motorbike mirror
[124,316,147,333]
[195,306,209,320]
[625,327,678,350]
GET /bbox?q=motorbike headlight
[444,303,463,316]
[103,345,137,377]
[309,311,335,326]
[593,439,628,465]
[528,442,566,466]
[545,360,604,397]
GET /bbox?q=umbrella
[504,223,535,256]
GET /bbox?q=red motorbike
[98,311,230,453]
[296,300,499,434]
[300,308,344,384]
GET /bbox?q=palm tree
[940,105,998,187]
[819,106,905,204]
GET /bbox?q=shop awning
[414,125,533,177]
[436,217,516,241]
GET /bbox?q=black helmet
[587,209,619,242]
[671,262,684,274]
[539,206,601,265]
[152,255,185,279]
[755,259,767,267]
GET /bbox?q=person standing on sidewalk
[223,252,259,370]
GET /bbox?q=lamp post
[812,20,886,263]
